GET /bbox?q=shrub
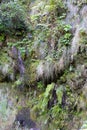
[0,1,28,37]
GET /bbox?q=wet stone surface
[0,83,40,130]
[13,107,37,129]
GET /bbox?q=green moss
[0,51,10,65]
[25,59,40,86]
[79,29,87,45]
[60,74,67,83]
[29,61,39,84]
[0,34,4,42]
[67,72,76,80]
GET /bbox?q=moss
[67,72,76,80]
[24,59,40,86]
[60,73,67,83]
[79,29,87,45]
[0,34,4,42]
[29,61,39,84]
[0,50,14,81]
[0,50,10,65]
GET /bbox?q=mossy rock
[0,49,15,82]
[0,49,11,64]
[24,59,40,86]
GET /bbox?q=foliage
[0,1,28,37]
[59,24,72,46]
[12,79,22,88]
[32,83,55,116]
[28,81,79,129]
[29,0,72,63]
[7,38,30,58]
[37,81,44,90]
[0,34,4,42]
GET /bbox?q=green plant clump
[0,1,28,37]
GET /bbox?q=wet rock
[9,47,25,77]
[8,46,18,60]
[14,107,39,129]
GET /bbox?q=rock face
[9,47,25,77]
[28,1,87,129]
[0,49,15,82]
[0,83,40,130]
[34,1,87,86]
[14,107,40,130]
[1,0,87,130]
